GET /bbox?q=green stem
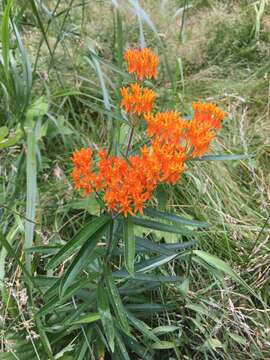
[125,125,135,157]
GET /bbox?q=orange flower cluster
[71,48,227,216]
[120,83,156,115]
[124,48,158,80]
[187,103,227,157]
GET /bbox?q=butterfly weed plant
[58,48,229,357]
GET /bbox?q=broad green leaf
[105,267,130,335]
[47,214,110,270]
[71,313,100,325]
[123,216,135,275]
[192,154,251,162]
[97,283,115,352]
[144,207,209,228]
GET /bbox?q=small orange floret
[120,83,156,115]
[124,48,158,80]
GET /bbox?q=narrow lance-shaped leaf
[123,216,135,275]
[104,266,130,335]
[144,207,209,227]
[60,222,109,296]
[193,250,261,301]
[97,282,115,352]
[47,214,110,270]
[191,154,252,162]
[131,216,204,235]
[25,128,37,274]
[1,0,13,81]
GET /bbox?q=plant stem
[125,125,135,157]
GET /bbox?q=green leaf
[131,216,203,236]
[115,331,131,360]
[25,128,37,274]
[152,341,176,349]
[60,223,107,296]
[71,313,100,325]
[123,216,135,275]
[144,207,209,228]
[0,126,9,141]
[152,325,179,335]
[1,0,13,80]
[0,127,23,149]
[105,267,130,335]
[193,250,260,299]
[97,282,115,352]
[69,196,100,215]
[25,96,48,123]
[113,273,184,283]
[203,338,223,350]
[127,312,159,342]
[136,237,196,255]
[192,154,252,162]
[228,333,246,346]
[47,214,110,270]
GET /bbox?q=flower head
[71,48,227,217]
[124,48,158,80]
[186,103,227,157]
[144,111,187,144]
[120,83,156,115]
[71,148,94,195]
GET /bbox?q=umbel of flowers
[71,48,226,216]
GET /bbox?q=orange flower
[124,48,158,80]
[120,83,156,115]
[144,111,187,144]
[192,102,226,130]
[71,148,94,195]
[186,103,227,157]
[71,48,227,216]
